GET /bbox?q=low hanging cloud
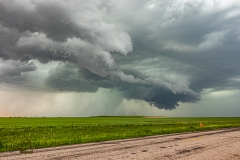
[0,0,239,110]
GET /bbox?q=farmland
[0,116,240,152]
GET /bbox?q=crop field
[0,116,240,152]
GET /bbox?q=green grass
[0,117,240,152]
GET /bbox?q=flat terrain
[0,117,240,152]
[1,127,240,160]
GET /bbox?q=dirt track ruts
[1,127,240,160]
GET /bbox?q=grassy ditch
[0,117,240,152]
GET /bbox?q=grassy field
[0,116,240,152]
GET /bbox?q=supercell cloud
[0,0,239,110]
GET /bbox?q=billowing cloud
[0,0,239,111]
[0,58,36,87]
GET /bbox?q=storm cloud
[0,0,239,110]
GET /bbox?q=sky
[0,0,239,117]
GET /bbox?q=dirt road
[1,127,240,160]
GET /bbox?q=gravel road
[1,127,240,160]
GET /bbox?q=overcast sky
[0,0,239,117]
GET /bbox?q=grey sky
[0,0,239,116]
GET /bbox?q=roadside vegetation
[0,116,240,152]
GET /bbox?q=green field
[0,117,240,152]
